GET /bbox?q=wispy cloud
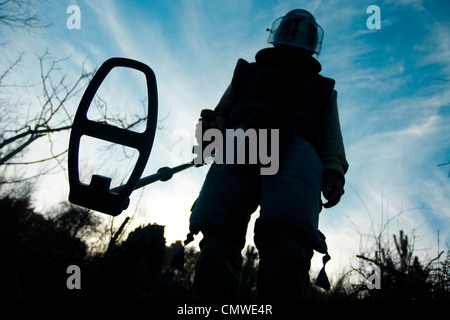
[2,0,449,277]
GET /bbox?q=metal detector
[68,58,196,216]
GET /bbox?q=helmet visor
[268,16,324,55]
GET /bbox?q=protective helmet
[267,9,324,55]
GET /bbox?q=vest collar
[255,47,322,74]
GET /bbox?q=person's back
[188,9,349,300]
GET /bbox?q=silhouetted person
[189,9,348,300]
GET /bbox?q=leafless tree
[0,51,93,181]
[0,50,150,185]
[0,0,49,33]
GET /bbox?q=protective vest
[229,58,335,151]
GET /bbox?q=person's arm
[321,90,348,176]
[320,90,349,208]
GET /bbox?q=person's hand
[322,171,345,208]
[195,118,217,145]
[193,110,220,165]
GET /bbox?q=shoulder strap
[231,59,258,95]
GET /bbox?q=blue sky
[1,0,450,278]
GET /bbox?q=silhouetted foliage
[0,188,167,300]
[0,193,87,299]
[1,186,449,300]
[239,246,258,300]
[86,223,166,299]
[348,230,450,300]
[51,203,101,240]
[149,244,199,299]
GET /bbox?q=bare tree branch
[0,51,92,176]
[0,52,24,85]
[3,149,67,165]
[0,50,150,184]
[0,132,43,165]
[0,0,50,33]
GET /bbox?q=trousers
[190,132,325,300]
[192,219,314,300]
